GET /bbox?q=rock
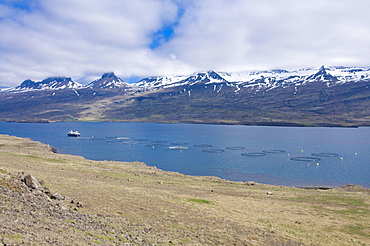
[34,190,44,196]
[22,174,41,190]
[41,187,51,196]
[244,181,255,186]
[51,192,64,200]
[2,237,11,246]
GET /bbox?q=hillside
[1,134,370,245]
[1,66,370,126]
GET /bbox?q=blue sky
[1,0,370,87]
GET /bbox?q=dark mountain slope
[1,67,370,126]
[103,79,370,126]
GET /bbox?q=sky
[1,0,370,87]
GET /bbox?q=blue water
[0,122,369,188]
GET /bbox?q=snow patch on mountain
[2,66,370,94]
[2,77,81,93]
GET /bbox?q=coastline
[6,118,368,127]
[1,134,370,245]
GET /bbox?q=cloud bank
[1,0,370,87]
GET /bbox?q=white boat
[67,130,80,137]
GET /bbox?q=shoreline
[4,119,369,128]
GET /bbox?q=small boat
[67,130,80,137]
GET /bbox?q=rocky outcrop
[19,173,41,189]
[0,171,146,245]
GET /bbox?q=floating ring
[241,152,266,157]
[145,143,165,148]
[193,144,213,148]
[170,142,189,145]
[226,146,245,150]
[290,157,321,162]
[202,149,225,153]
[311,153,338,157]
[262,150,286,154]
[121,141,140,145]
[151,140,167,144]
[133,138,149,141]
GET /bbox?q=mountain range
[1,66,370,126]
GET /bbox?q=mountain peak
[319,65,326,71]
[306,65,338,82]
[183,70,227,85]
[86,72,127,89]
[11,77,80,91]
[102,72,117,79]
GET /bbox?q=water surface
[1,122,369,188]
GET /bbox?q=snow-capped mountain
[218,66,370,84]
[134,74,190,91]
[2,66,370,94]
[135,71,228,91]
[1,65,370,126]
[133,66,370,93]
[2,77,81,92]
[85,72,129,89]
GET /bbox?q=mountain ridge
[2,65,370,94]
[1,65,370,126]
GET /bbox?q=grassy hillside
[1,134,369,245]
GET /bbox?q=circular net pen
[193,144,213,148]
[262,150,286,154]
[202,149,225,153]
[241,152,266,157]
[121,141,140,145]
[225,146,246,150]
[133,138,150,142]
[311,153,338,157]
[170,142,189,145]
[151,140,168,144]
[145,143,166,148]
[290,157,321,162]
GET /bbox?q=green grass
[290,193,367,207]
[187,198,212,204]
[64,219,77,224]
[343,224,369,237]
[19,154,68,164]
[0,233,23,242]
[331,208,370,220]
[0,152,67,164]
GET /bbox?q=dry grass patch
[1,134,370,245]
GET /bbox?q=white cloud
[160,0,370,72]
[1,0,370,87]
